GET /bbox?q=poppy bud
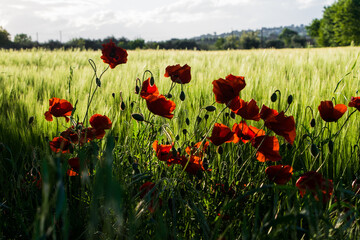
[204,114,209,121]
[311,143,319,157]
[135,85,140,94]
[217,146,223,155]
[183,129,187,135]
[203,158,209,170]
[150,76,155,86]
[175,135,180,141]
[120,101,126,111]
[166,93,173,99]
[224,112,230,118]
[205,106,216,112]
[196,116,202,124]
[230,112,236,119]
[271,92,277,102]
[186,118,190,125]
[310,118,316,127]
[114,136,119,142]
[28,116,34,124]
[96,77,101,87]
[130,102,134,108]
[328,140,334,153]
[172,146,177,157]
[131,113,144,122]
[287,95,293,105]
[180,91,186,101]
[112,93,115,98]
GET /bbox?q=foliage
[308,0,360,47]
[0,26,11,48]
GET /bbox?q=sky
[0,0,335,42]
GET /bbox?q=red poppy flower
[265,165,293,185]
[348,97,360,111]
[229,97,260,121]
[139,182,162,213]
[60,126,80,144]
[100,40,128,69]
[251,135,281,162]
[296,171,333,202]
[164,64,191,84]
[208,123,234,146]
[145,94,176,119]
[44,97,73,122]
[49,136,73,154]
[212,74,246,104]
[180,155,208,175]
[68,157,80,171]
[67,169,79,177]
[232,121,265,144]
[140,78,159,100]
[185,141,209,158]
[90,114,112,130]
[260,105,296,145]
[318,101,347,122]
[152,140,181,165]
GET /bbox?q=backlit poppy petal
[265,165,293,185]
[146,95,176,119]
[208,123,234,146]
[100,40,127,69]
[212,74,246,104]
[348,97,360,111]
[251,135,281,162]
[318,101,347,122]
[140,78,159,100]
[89,114,112,130]
[164,64,191,84]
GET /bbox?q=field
[1,47,360,239]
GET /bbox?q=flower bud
[182,129,187,135]
[287,95,293,105]
[131,113,144,122]
[185,118,190,126]
[328,140,334,153]
[96,77,101,87]
[120,101,126,111]
[150,76,155,86]
[204,114,209,121]
[166,93,173,99]
[205,106,216,112]
[311,143,319,157]
[217,146,223,155]
[196,116,202,124]
[28,116,34,124]
[180,91,186,101]
[230,112,236,119]
[271,92,277,102]
[310,118,316,128]
[135,85,140,94]
[112,93,115,98]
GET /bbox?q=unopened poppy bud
[130,102,134,108]
[114,136,119,141]
[217,146,223,155]
[311,143,319,157]
[185,118,190,125]
[112,93,115,98]
[166,93,173,99]
[120,101,126,111]
[196,116,202,124]
[150,76,155,86]
[271,92,277,102]
[175,135,180,141]
[310,118,316,127]
[204,114,209,121]
[287,95,293,105]
[224,112,230,118]
[205,106,216,112]
[135,85,140,94]
[230,112,236,119]
[182,129,187,135]
[131,113,144,122]
[96,77,101,87]
[328,140,334,153]
[28,116,34,124]
[180,91,186,101]
[172,146,177,157]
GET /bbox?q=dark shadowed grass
[1,47,360,239]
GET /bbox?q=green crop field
[1,47,360,239]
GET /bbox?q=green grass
[1,47,360,239]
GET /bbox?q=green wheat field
[1,47,360,239]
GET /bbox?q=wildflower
[348,97,360,111]
[265,165,293,185]
[260,105,296,145]
[139,182,162,213]
[67,169,79,177]
[90,114,112,130]
[140,78,159,100]
[146,94,176,119]
[232,121,265,144]
[100,40,127,69]
[229,97,260,121]
[152,140,181,165]
[318,100,347,122]
[164,64,191,84]
[212,74,246,104]
[44,97,73,122]
[251,135,281,162]
[296,171,333,203]
[49,136,72,154]
[68,157,80,172]
[208,123,234,146]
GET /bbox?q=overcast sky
[0,0,335,42]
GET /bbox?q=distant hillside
[191,24,308,41]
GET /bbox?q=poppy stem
[333,110,357,139]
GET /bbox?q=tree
[240,31,260,49]
[0,26,11,48]
[14,33,33,48]
[279,28,298,47]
